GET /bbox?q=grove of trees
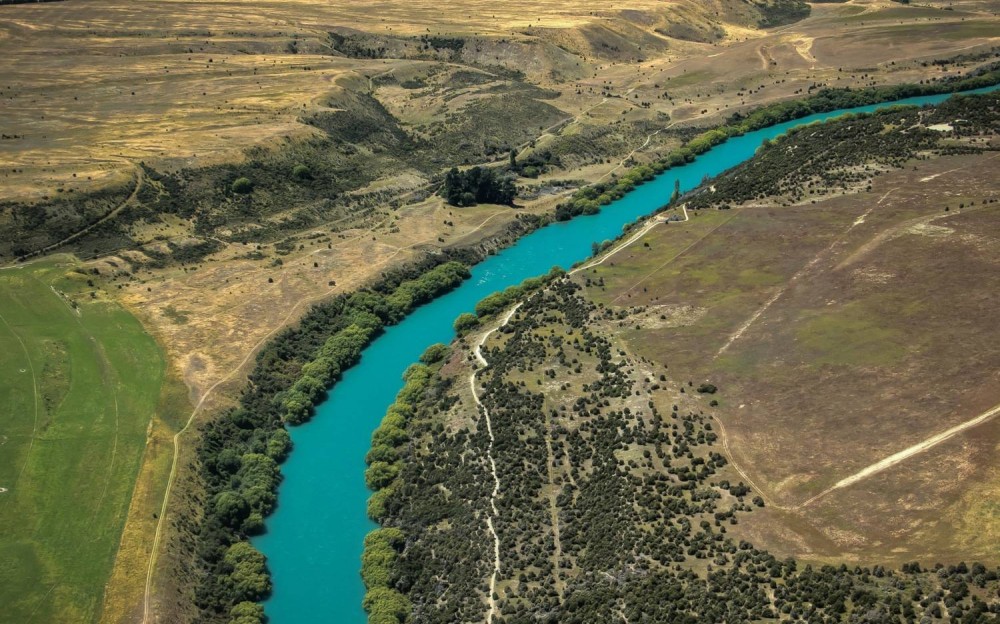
[442,166,517,206]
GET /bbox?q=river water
[254,85,998,623]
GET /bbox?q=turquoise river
[254,85,998,622]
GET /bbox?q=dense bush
[418,343,449,364]
[228,601,265,624]
[442,166,516,206]
[754,0,810,27]
[360,364,438,622]
[231,177,254,194]
[510,149,562,178]
[453,313,479,333]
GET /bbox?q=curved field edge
[99,367,189,624]
[0,256,173,624]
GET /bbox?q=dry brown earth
[579,152,1000,565]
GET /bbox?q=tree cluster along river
[253,85,999,623]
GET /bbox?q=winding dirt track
[15,161,145,264]
[570,206,688,277]
[470,302,521,624]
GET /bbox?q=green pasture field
[0,257,164,623]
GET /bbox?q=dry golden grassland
[1,0,997,200]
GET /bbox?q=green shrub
[214,491,250,527]
[223,542,271,602]
[453,312,480,333]
[367,485,395,521]
[231,177,254,194]
[361,528,406,587]
[230,601,265,624]
[371,425,407,448]
[266,429,292,461]
[362,587,411,624]
[366,444,398,465]
[419,343,449,364]
[442,166,516,206]
[365,461,400,490]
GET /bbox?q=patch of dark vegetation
[687,91,999,209]
[137,238,225,269]
[480,81,561,101]
[327,31,388,59]
[921,47,1000,69]
[418,93,569,166]
[442,166,516,207]
[328,31,468,63]
[163,135,393,239]
[368,281,1000,623]
[419,35,464,54]
[447,69,494,88]
[509,149,562,179]
[305,90,415,149]
[399,77,427,90]
[562,21,665,63]
[655,21,725,44]
[753,0,811,28]
[0,176,137,261]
